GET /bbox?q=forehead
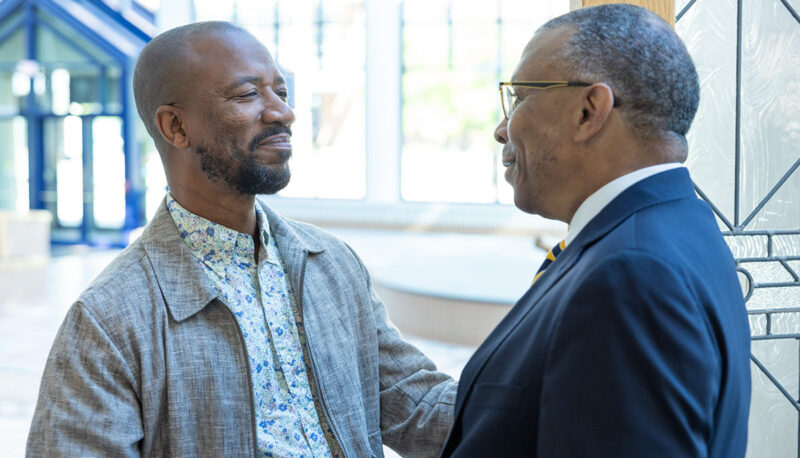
[512,26,575,80]
[188,31,282,88]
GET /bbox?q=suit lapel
[452,238,583,420]
[452,168,697,420]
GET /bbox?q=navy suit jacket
[441,169,751,457]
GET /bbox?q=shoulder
[80,241,150,303]
[549,249,719,370]
[590,196,735,280]
[74,239,165,333]
[565,249,694,312]
[283,216,352,252]
[263,206,365,266]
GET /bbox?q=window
[193,0,367,199]
[401,0,569,204]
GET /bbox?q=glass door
[41,115,126,245]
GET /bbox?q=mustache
[249,124,293,153]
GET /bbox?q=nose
[261,92,295,126]
[494,118,508,145]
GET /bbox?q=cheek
[508,122,537,173]
[507,119,527,159]
[206,110,255,139]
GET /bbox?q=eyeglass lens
[503,85,515,118]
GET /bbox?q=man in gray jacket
[27,21,455,457]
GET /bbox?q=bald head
[133,21,256,151]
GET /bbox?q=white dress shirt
[565,163,685,246]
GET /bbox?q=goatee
[195,126,292,195]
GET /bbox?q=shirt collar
[166,194,275,277]
[565,163,684,246]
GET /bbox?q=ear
[574,83,615,143]
[155,105,190,149]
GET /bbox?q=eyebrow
[225,75,286,93]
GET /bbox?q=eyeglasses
[499,81,622,120]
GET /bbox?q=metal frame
[78,0,154,42]
[679,0,800,453]
[0,0,149,246]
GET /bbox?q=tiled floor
[0,249,475,457]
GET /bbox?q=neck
[168,179,258,237]
[561,140,682,223]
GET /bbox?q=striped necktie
[532,239,566,285]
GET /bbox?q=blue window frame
[0,0,149,246]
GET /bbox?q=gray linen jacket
[27,198,456,457]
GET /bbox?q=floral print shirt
[167,195,332,458]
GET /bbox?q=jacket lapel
[452,168,697,419]
[257,198,325,293]
[452,237,583,420]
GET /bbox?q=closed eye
[237,90,258,99]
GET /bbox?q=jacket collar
[453,167,697,420]
[257,197,325,255]
[568,167,695,250]
[514,167,695,325]
[140,196,324,322]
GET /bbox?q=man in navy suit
[440,4,751,457]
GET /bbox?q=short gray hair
[541,4,699,139]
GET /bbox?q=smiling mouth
[257,133,292,148]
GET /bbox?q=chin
[513,190,535,214]
[513,190,550,219]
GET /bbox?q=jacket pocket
[466,383,525,411]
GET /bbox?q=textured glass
[788,261,800,282]
[679,1,800,453]
[675,0,692,14]
[773,234,800,257]
[771,312,800,335]
[788,0,800,20]
[749,314,767,337]
[747,284,799,312]
[747,340,799,458]
[679,0,737,227]
[740,2,800,453]
[739,261,796,284]
[740,1,800,231]
[724,234,768,258]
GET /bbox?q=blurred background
[0,0,798,456]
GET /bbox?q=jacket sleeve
[344,245,458,458]
[537,251,720,457]
[26,302,142,457]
